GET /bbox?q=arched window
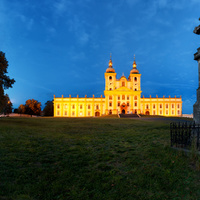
[109,110,112,115]
[109,76,112,80]
[122,81,125,87]
[134,96,137,100]
[135,88,137,91]
[134,77,137,82]
[109,96,112,100]
[122,95,125,100]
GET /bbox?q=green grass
[0,117,200,200]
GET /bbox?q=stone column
[193,48,200,124]
[193,19,200,124]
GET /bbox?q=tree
[43,100,53,116]
[2,94,13,115]
[25,99,41,116]
[0,51,15,112]
[18,104,26,114]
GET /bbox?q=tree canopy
[0,51,15,113]
[43,100,53,116]
[18,99,41,116]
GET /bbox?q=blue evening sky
[1,0,200,114]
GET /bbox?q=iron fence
[170,122,200,150]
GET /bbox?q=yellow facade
[54,58,182,117]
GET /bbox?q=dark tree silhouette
[43,100,53,116]
[0,51,15,113]
[2,94,13,115]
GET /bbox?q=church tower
[104,55,117,115]
[128,56,142,114]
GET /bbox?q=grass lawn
[0,117,200,200]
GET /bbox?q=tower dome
[130,56,139,74]
[106,54,115,73]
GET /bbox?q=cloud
[67,15,90,46]
[125,0,139,6]
[53,0,71,16]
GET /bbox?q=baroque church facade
[54,57,182,117]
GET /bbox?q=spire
[133,54,137,68]
[109,53,113,68]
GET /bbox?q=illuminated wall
[54,58,182,117]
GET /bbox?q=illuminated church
[54,57,182,117]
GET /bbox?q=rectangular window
[153,104,155,109]
[166,110,168,115]
[109,96,112,100]
[122,95,125,100]
[153,111,155,115]
[118,95,120,100]
[88,105,91,109]
[178,110,180,115]
[172,110,174,115]
[177,104,180,109]
[57,104,60,109]
[118,102,120,107]
[72,111,75,116]
[172,104,174,109]
[135,102,137,107]
[109,102,112,107]
[72,104,75,109]
[88,111,90,116]
[57,111,60,115]
[160,111,162,115]
[166,104,168,109]
[127,96,129,100]
[127,102,129,106]
[160,104,162,109]
[80,105,82,109]
[146,105,149,109]
[96,105,99,109]
[65,104,67,109]
[65,111,67,116]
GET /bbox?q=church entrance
[120,103,127,114]
[95,111,100,117]
[145,111,150,115]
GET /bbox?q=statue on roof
[194,18,200,35]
